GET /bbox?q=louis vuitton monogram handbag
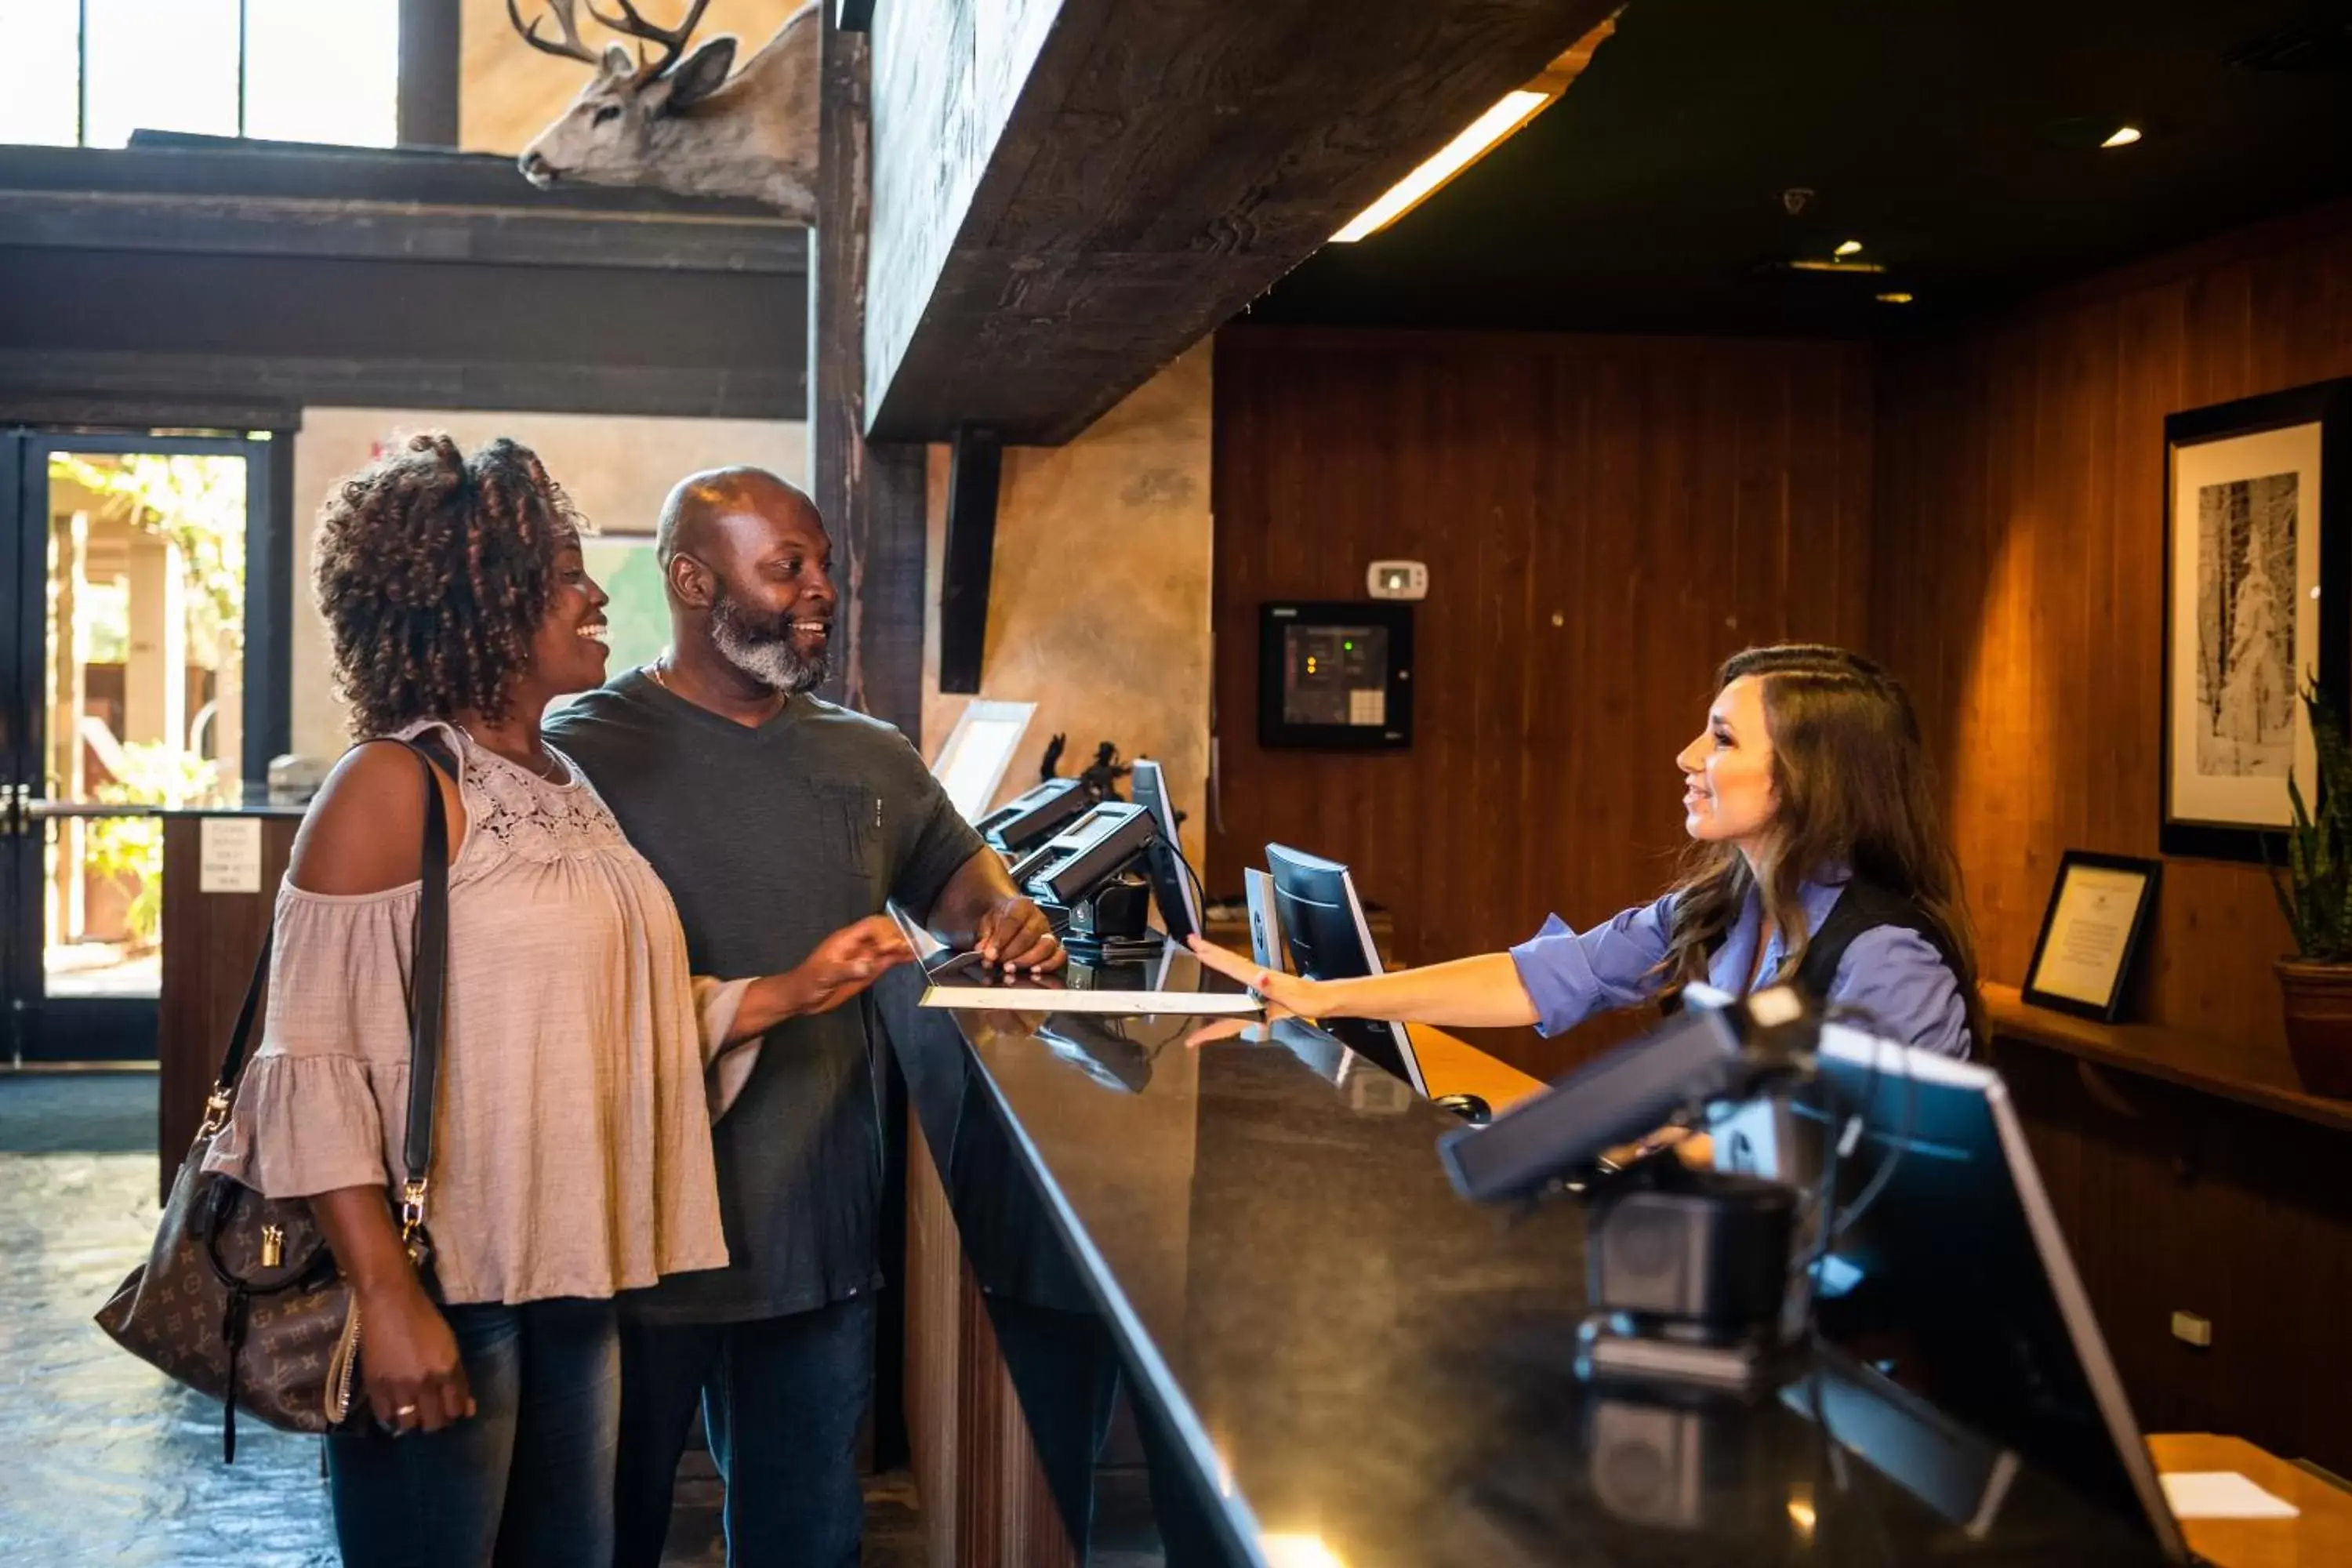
[95,742,452,1461]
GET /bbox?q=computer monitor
[1128,759,1202,942]
[1732,1025,2188,1561]
[1263,843,1427,1096]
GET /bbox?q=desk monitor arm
[1010,802,1163,962]
[1439,989,1822,1389]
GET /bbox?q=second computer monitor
[1263,843,1428,1096]
[1129,759,1202,941]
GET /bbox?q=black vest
[1789,878,1958,1006]
[1668,878,1957,1012]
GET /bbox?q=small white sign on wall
[198,818,264,895]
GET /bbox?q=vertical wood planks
[1871,204,2352,1050]
[1210,328,1874,1077]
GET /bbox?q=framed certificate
[2022,852,2161,1023]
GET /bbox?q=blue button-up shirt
[1508,879,1972,1058]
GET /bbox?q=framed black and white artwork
[2161,377,2352,862]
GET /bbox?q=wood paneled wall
[1210,328,1874,1076]
[1871,201,2352,1046]
[158,815,298,1200]
[903,1102,1079,1568]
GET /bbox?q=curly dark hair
[314,433,586,737]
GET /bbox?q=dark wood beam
[862,0,1618,443]
[11,140,777,217]
[811,9,926,737]
[936,426,1003,695]
[397,0,463,147]
[0,349,799,422]
[0,240,807,419]
[0,190,806,273]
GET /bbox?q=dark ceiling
[1248,0,2352,337]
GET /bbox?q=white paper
[2158,1471,2300,1520]
[198,817,263,895]
[922,983,1260,1017]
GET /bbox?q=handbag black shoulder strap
[204,739,453,1201]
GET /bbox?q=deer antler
[582,0,711,82]
[506,0,601,65]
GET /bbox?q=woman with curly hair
[201,434,910,1566]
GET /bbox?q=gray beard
[709,590,830,696]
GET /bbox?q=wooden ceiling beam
[862,0,1620,445]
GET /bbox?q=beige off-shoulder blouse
[203,720,754,1305]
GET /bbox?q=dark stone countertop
[876,966,2173,1568]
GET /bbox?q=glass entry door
[2,431,272,1062]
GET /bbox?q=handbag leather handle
[205,740,452,1196]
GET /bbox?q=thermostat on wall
[1367,561,1428,600]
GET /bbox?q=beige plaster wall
[460,0,810,155]
[920,343,1214,870]
[289,408,803,760]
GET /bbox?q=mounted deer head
[510,0,818,220]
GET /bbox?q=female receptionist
[1192,644,1984,1057]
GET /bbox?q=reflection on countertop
[877,964,2172,1568]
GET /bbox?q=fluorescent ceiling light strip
[1331,89,1552,243]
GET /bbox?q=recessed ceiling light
[1876,292,1915,304]
[1331,91,1551,242]
[1834,239,1864,257]
[2102,125,2143,148]
[1785,258,1888,274]
[1330,17,1618,242]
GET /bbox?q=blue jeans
[325,1298,620,1568]
[612,1297,877,1568]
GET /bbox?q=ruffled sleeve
[693,975,760,1120]
[201,886,420,1199]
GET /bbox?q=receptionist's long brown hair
[1661,644,1985,1044]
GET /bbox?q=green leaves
[2268,684,2352,960]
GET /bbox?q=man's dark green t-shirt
[545,670,984,1325]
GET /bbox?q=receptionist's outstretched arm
[1192,942,1541,1029]
[1187,894,1674,1035]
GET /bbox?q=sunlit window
[86,0,244,147]
[0,0,400,151]
[0,3,81,147]
[244,0,401,148]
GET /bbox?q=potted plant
[2268,684,2352,1098]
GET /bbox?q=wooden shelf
[1984,982,2352,1135]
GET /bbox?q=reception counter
[875,966,2174,1568]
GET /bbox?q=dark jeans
[612,1296,877,1568]
[325,1297,620,1568]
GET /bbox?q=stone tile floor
[0,1071,924,1566]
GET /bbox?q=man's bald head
[655,466,837,697]
[655,466,822,568]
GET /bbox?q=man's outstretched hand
[975,895,1065,973]
[780,916,918,1018]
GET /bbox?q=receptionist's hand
[1183,1015,1277,1050]
[1185,935,1323,1018]
[976,895,1065,973]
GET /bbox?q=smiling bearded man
[543,466,1062,1567]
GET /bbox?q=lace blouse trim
[394,720,632,866]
